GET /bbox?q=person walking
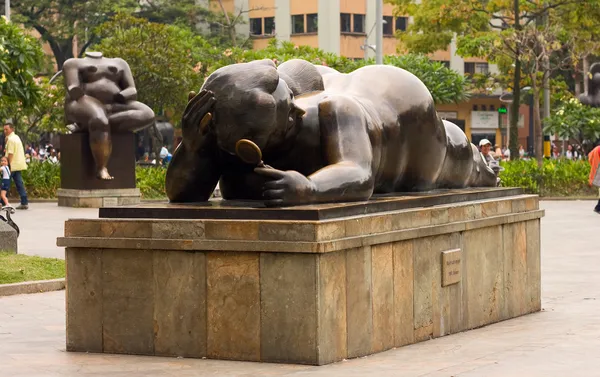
[589,144,600,214]
[3,122,28,209]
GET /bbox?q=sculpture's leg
[89,114,113,180]
[109,101,155,133]
[65,97,114,180]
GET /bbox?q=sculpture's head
[201,59,305,155]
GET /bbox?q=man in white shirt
[3,122,28,209]
[479,139,502,176]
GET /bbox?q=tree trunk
[509,0,521,160]
[583,55,590,94]
[510,57,521,160]
[32,25,74,70]
[532,83,543,167]
[216,0,237,46]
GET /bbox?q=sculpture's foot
[96,168,114,180]
[66,123,83,133]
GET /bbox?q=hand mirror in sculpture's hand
[235,139,265,167]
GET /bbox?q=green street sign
[498,107,508,114]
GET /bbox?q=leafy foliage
[136,166,167,199]
[0,16,45,124]
[17,158,596,199]
[95,14,207,123]
[8,0,201,69]
[544,96,600,145]
[198,39,469,105]
[10,78,67,144]
[15,160,167,199]
[500,158,596,196]
[12,160,61,199]
[387,0,596,163]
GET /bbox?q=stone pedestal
[0,221,18,253]
[59,133,139,208]
[57,188,141,208]
[58,188,543,365]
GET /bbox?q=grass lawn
[0,252,65,284]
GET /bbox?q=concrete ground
[1,200,600,376]
[13,203,97,259]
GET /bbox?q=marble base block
[58,188,141,208]
[58,190,543,365]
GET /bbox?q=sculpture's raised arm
[116,58,138,103]
[166,90,221,202]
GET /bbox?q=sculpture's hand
[68,86,84,101]
[182,89,216,151]
[114,92,126,103]
[255,167,316,207]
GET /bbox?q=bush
[12,158,597,199]
[12,161,167,199]
[12,160,61,199]
[500,159,596,197]
[135,165,167,199]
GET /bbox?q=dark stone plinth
[99,187,523,221]
[60,133,136,190]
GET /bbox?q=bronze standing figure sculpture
[166,59,496,206]
[63,51,155,180]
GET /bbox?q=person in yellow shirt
[3,122,28,209]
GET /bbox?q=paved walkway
[2,200,600,376]
[15,203,98,259]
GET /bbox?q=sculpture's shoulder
[110,57,130,69]
[62,57,82,71]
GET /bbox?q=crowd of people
[24,143,60,164]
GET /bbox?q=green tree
[544,96,600,151]
[4,0,199,70]
[388,0,593,163]
[95,14,207,124]
[0,16,45,127]
[202,40,469,104]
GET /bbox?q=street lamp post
[362,18,387,61]
[375,0,383,64]
[4,0,10,21]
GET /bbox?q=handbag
[593,163,600,187]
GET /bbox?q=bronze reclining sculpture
[166,59,496,206]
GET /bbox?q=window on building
[383,16,393,35]
[473,105,479,111]
[250,18,262,35]
[395,16,407,31]
[340,13,351,32]
[264,17,275,35]
[475,63,489,74]
[306,13,318,33]
[489,105,495,111]
[353,14,365,33]
[481,105,487,111]
[292,15,305,34]
[464,62,489,75]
